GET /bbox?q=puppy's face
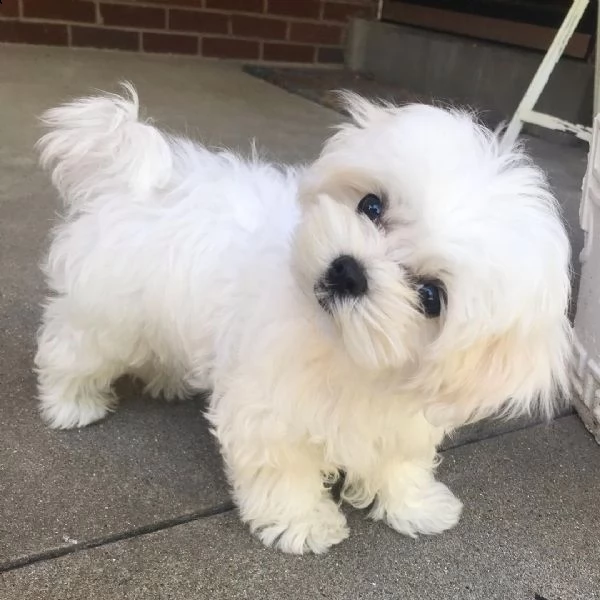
[291,94,572,425]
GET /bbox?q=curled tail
[37,82,173,212]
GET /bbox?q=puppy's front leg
[369,459,463,538]
[223,439,348,554]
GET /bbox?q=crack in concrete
[440,410,575,452]
[0,415,578,575]
[0,501,236,574]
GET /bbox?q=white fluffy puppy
[35,85,571,554]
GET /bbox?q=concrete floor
[0,45,597,600]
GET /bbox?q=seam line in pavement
[0,500,236,575]
[0,414,576,574]
[441,410,575,452]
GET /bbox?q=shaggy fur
[35,84,571,554]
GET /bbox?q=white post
[594,0,600,116]
[572,113,600,444]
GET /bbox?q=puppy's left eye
[418,281,444,318]
[357,194,384,222]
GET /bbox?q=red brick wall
[0,0,377,64]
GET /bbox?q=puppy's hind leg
[35,300,124,429]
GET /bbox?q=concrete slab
[2,417,598,600]
[0,45,337,563]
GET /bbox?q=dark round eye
[418,281,444,318]
[357,194,384,222]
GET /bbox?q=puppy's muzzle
[325,255,368,299]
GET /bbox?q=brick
[164,0,203,6]
[0,20,68,45]
[202,36,259,59]
[22,0,96,23]
[266,0,320,19]
[71,25,139,51]
[263,42,315,63]
[169,9,228,34]
[290,22,342,45]
[100,4,165,29]
[205,0,263,13]
[104,0,203,5]
[231,14,286,40]
[322,1,373,22]
[0,1,20,18]
[143,31,198,54]
[316,45,344,63]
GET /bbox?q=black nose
[325,255,368,298]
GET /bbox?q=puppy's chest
[303,386,424,471]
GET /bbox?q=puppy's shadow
[112,375,211,422]
[106,377,220,465]
[49,376,229,499]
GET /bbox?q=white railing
[503,0,595,146]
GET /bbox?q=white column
[572,114,600,444]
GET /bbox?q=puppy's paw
[254,499,349,554]
[372,480,462,538]
[40,392,114,429]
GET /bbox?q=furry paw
[372,480,462,538]
[254,500,349,554]
[40,392,114,429]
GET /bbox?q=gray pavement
[0,44,597,599]
[2,418,598,600]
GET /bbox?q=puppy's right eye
[357,194,384,222]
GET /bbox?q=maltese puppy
[35,84,571,554]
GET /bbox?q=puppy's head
[292,93,571,426]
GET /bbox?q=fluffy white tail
[37,82,173,212]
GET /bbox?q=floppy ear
[419,318,572,427]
